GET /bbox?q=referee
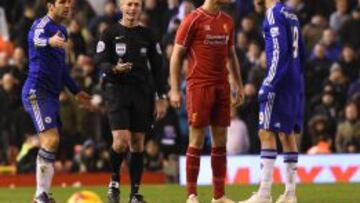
[94,0,168,202]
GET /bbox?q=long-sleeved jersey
[94,23,166,97]
[260,2,306,97]
[23,15,80,97]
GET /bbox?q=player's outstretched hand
[75,91,94,111]
[154,99,168,121]
[231,86,245,107]
[169,89,182,110]
[49,31,67,49]
[113,62,132,74]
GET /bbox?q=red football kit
[175,8,234,127]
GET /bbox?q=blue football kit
[22,15,80,133]
[259,2,306,134]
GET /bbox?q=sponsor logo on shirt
[203,34,228,45]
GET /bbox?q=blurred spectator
[286,0,311,26]
[313,89,338,134]
[88,1,121,37]
[302,14,328,52]
[307,136,332,154]
[16,135,39,173]
[338,45,360,82]
[68,19,87,58]
[10,4,35,52]
[247,51,267,90]
[325,63,350,109]
[239,16,263,47]
[305,43,332,98]
[10,47,28,85]
[162,0,180,33]
[144,139,163,172]
[336,102,360,152]
[166,0,194,32]
[348,78,360,100]
[226,108,250,155]
[314,29,341,62]
[71,139,102,172]
[339,7,360,51]
[330,0,351,32]
[307,115,333,149]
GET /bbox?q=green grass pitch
[0,184,359,203]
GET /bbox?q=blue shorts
[22,88,61,133]
[259,92,304,134]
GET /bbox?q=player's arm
[261,14,290,92]
[169,13,196,109]
[94,29,116,74]
[33,23,66,49]
[227,21,244,107]
[147,30,168,120]
[147,30,167,100]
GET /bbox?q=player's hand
[169,89,182,110]
[49,31,67,49]
[113,62,132,74]
[75,91,94,111]
[154,99,168,121]
[231,85,245,107]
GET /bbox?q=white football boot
[238,192,272,203]
[211,196,236,203]
[186,194,200,203]
[275,194,297,203]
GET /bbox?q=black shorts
[104,83,154,132]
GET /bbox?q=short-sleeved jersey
[260,2,306,96]
[23,15,80,97]
[175,8,234,88]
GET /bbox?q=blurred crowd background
[0,0,360,182]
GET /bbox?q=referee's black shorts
[104,82,154,132]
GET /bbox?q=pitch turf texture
[0,184,359,203]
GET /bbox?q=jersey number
[292,27,299,58]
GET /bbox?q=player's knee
[112,138,128,152]
[259,129,276,143]
[40,132,60,151]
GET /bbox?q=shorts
[259,92,304,134]
[186,83,230,128]
[104,83,153,132]
[22,88,61,133]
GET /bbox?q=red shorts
[186,83,230,128]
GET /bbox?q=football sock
[36,148,56,196]
[129,152,144,195]
[110,148,125,183]
[186,147,201,196]
[258,149,277,198]
[284,152,298,196]
[211,146,226,199]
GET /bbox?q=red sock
[211,146,226,199]
[186,147,201,196]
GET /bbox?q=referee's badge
[116,43,126,56]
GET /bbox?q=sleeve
[33,23,50,48]
[63,65,81,95]
[147,30,167,98]
[228,20,235,47]
[175,13,198,48]
[261,12,290,92]
[94,28,114,75]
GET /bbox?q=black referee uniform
[95,23,167,132]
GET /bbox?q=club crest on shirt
[223,24,228,33]
[204,25,211,31]
[115,43,126,56]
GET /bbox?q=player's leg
[22,91,60,203]
[276,93,302,203]
[209,83,234,203]
[185,86,213,202]
[186,126,205,203]
[240,93,280,203]
[128,132,146,202]
[127,85,152,203]
[34,128,59,203]
[105,84,131,203]
[275,133,298,203]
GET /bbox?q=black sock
[110,148,125,183]
[129,152,144,195]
